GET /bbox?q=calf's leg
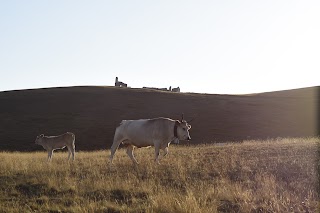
[67,145,75,161]
[48,149,53,162]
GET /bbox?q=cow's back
[44,132,75,149]
[118,118,172,143]
[120,120,153,138]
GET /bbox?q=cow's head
[176,120,192,141]
[35,134,44,144]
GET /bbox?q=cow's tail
[110,124,125,163]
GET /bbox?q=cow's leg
[71,145,75,161]
[48,149,53,162]
[47,151,51,161]
[67,147,71,160]
[110,133,124,163]
[126,145,139,164]
[163,147,169,157]
[154,142,161,164]
[67,145,75,161]
[72,135,76,161]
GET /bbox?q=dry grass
[0,137,319,212]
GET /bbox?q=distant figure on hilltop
[172,87,180,92]
[115,77,127,87]
[142,85,180,92]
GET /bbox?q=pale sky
[0,1,319,94]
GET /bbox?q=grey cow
[110,117,191,164]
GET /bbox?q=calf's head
[35,134,45,145]
[176,120,192,140]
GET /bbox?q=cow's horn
[181,113,184,121]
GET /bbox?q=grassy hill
[0,86,319,151]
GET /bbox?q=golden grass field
[0,137,319,213]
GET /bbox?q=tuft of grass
[0,137,319,212]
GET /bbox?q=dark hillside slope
[0,86,318,151]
